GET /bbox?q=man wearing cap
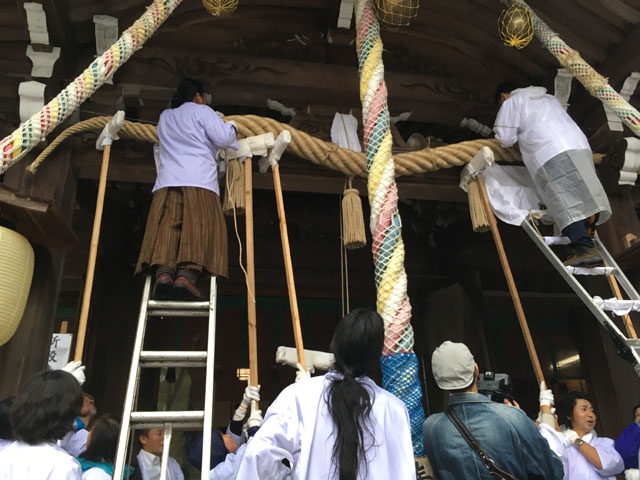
[423,341,564,479]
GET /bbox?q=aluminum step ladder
[113,275,218,480]
[522,219,640,378]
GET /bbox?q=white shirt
[82,468,111,480]
[137,449,184,480]
[154,102,238,195]
[58,429,89,457]
[493,86,591,177]
[0,441,82,479]
[236,373,416,480]
[539,424,624,479]
[0,439,11,452]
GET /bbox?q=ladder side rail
[523,221,640,375]
[114,275,153,479]
[159,423,172,480]
[201,276,218,479]
[594,236,640,301]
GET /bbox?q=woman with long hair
[538,392,623,479]
[136,77,238,300]
[236,308,415,479]
[77,414,131,479]
[0,370,84,479]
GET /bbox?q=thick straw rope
[507,0,640,138]
[0,0,183,174]
[355,0,424,455]
[28,115,531,175]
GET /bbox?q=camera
[477,372,513,403]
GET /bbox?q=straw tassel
[342,178,367,250]
[223,158,245,216]
[467,178,490,233]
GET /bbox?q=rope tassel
[467,179,490,233]
[223,159,245,216]
[342,179,367,250]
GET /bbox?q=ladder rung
[140,351,207,367]
[566,266,616,276]
[130,411,204,426]
[147,309,210,318]
[594,297,640,315]
[148,300,210,310]
[627,339,640,348]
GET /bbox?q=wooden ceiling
[1,0,640,150]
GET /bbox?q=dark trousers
[562,214,599,248]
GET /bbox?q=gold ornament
[374,0,420,29]
[202,0,238,17]
[498,3,534,49]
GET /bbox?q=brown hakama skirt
[135,186,228,278]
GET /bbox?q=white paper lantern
[0,227,34,345]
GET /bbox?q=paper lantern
[498,4,534,49]
[202,0,238,17]
[0,227,34,345]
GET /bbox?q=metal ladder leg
[200,276,217,478]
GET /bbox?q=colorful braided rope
[512,0,640,137]
[0,0,183,173]
[355,0,424,455]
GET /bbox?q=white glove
[295,362,311,383]
[241,385,260,408]
[539,381,554,407]
[227,120,238,133]
[247,405,263,429]
[564,429,579,446]
[62,361,86,385]
[625,469,640,480]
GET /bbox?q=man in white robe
[494,83,611,267]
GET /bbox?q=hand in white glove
[625,468,640,480]
[241,385,261,408]
[539,381,554,407]
[227,120,238,133]
[62,361,86,385]
[564,429,579,446]
[295,362,311,383]
[247,405,263,429]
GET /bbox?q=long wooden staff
[244,157,259,403]
[476,174,545,385]
[266,131,306,370]
[74,142,111,361]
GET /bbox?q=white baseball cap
[431,341,476,391]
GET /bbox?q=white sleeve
[594,438,625,476]
[235,389,297,479]
[537,423,568,459]
[168,457,184,480]
[493,97,520,148]
[396,402,418,480]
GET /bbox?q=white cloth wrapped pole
[96,110,125,150]
[276,345,335,374]
[459,146,495,192]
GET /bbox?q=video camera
[477,372,513,403]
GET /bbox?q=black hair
[81,414,120,463]
[326,308,384,480]
[494,81,519,105]
[11,370,83,444]
[557,392,593,429]
[0,397,15,440]
[633,404,640,418]
[171,78,204,108]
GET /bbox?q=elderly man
[493,83,611,267]
[58,393,97,457]
[422,341,564,479]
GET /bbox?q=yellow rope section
[27,114,600,176]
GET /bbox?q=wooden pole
[272,163,306,370]
[244,157,259,401]
[74,144,111,361]
[605,274,638,339]
[476,174,545,385]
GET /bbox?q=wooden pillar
[0,145,76,397]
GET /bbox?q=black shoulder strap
[445,406,516,480]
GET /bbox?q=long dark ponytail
[326,308,384,480]
[171,78,203,108]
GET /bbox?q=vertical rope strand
[507,0,640,137]
[0,0,184,173]
[354,0,424,455]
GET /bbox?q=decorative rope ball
[498,3,534,49]
[374,0,420,29]
[202,0,238,17]
[0,227,34,346]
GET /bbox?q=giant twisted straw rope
[28,115,530,175]
[507,0,640,138]
[0,0,183,174]
[355,0,424,455]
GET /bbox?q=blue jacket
[615,422,640,469]
[423,392,564,480]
